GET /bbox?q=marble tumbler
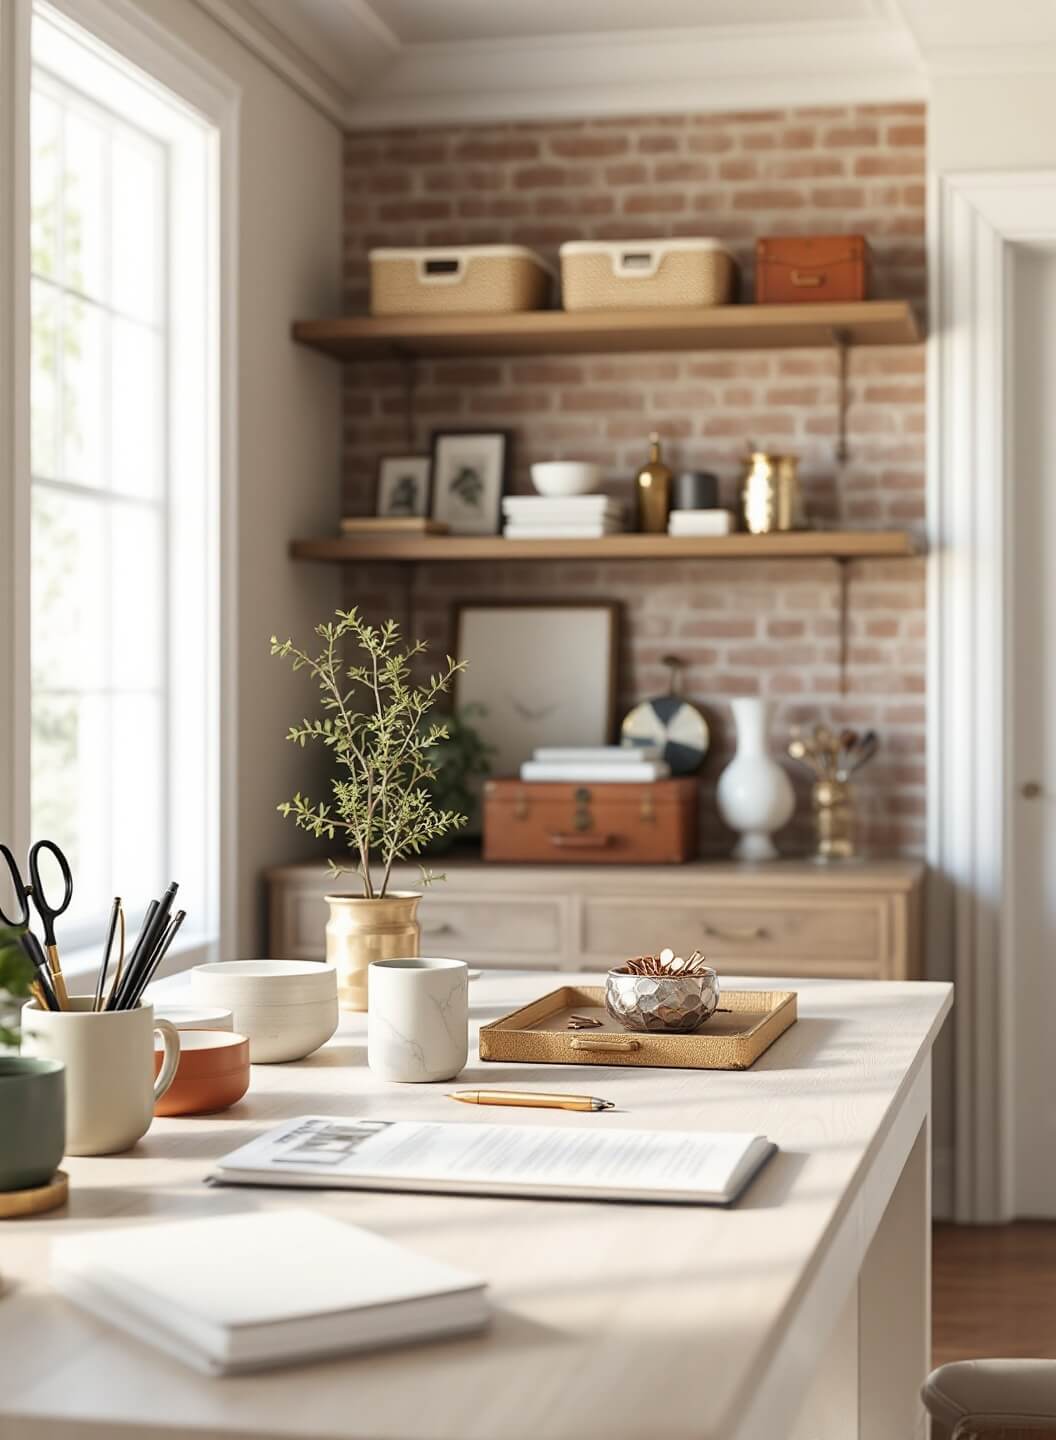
[367,957,469,1083]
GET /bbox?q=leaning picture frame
[429,430,510,536]
[454,601,619,776]
[376,455,431,518]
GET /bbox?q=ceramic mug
[21,997,180,1155]
[0,1056,65,1191]
[367,957,468,1083]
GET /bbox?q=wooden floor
[934,1222,1056,1366]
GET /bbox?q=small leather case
[482,779,698,864]
[754,234,871,304]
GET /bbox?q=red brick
[854,154,925,178]
[887,123,926,147]
[638,133,680,154]
[623,191,686,214]
[822,124,879,147]
[455,137,538,162]
[811,185,867,208]
[731,187,806,210]
[549,135,629,158]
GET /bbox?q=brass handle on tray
[549,832,615,849]
[702,923,769,943]
[570,1035,640,1052]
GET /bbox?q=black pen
[93,897,121,1013]
[127,909,186,1009]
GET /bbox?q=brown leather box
[755,234,871,304]
[482,779,698,864]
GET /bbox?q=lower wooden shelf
[290,531,918,564]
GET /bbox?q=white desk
[0,972,951,1440]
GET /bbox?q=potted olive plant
[272,609,467,1010]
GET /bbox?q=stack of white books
[520,744,670,783]
[668,509,735,537]
[53,1209,489,1375]
[503,495,625,539]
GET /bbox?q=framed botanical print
[376,455,431,518]
[454,602,618,776]
[429,430,509,535]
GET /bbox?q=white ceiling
[198,0,1056,128]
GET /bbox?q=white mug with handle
[21,996,180,1155]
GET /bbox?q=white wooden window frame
[0,0,241,980]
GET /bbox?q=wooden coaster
[0,1170,68,1219]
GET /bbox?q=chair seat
[925,1360,1056,1436]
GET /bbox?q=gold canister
[740,451,805,534]
[812,778,855,861]
[635,431,673,533]
[324,891,421,1011]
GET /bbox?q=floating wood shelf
[291,300,921,361]
[290,531,918,564]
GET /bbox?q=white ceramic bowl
[190,962,339,1063]
[221,998,338,1064]
[149,1002,234,1032]
[191,960,337,1006]
[530,461,601,497]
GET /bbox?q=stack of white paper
[520,744,670,782]
[503,495,625,538]
[53,1210,489,1376]
[668,509,735,537]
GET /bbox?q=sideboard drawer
[579,894,885,974]
[419,896,562,964]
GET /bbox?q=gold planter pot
[324,891,421,1011]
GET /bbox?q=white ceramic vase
[367,958,469,1083]
[716,697,795,861]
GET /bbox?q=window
[28,5,219,958]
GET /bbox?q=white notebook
[209,1115,775,1208]
[534,745,662,763]
[52,1210,489,1376]
[519,760,671,782]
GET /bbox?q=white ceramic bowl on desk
[190,961,338,1063]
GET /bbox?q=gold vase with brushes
[787,725,878,862]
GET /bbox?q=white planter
[716,697,795,861]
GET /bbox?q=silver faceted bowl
[605,967,720,1034]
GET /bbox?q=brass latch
[640,792,656,823]
[573,786,592,832]
[514,792,529,821]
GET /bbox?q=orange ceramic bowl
[154,1029,250,1117]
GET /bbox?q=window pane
[111,135,161,323]
[31,90,60,279]
[30,279,59,479]
[111,692,165,903]
[111,502,164,690]
[111,317,162,497]
[31,485,108,694]
[62,106,105,300]
[60,293,105,486]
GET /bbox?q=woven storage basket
[560,237,735,312]
[369,245,553,317]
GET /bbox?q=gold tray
[479,986,796,1071]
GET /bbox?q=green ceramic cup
[0,1056,66,1191]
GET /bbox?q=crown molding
[190,0,349,125]
[345,18,927,130]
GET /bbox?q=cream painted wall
[132,0,343,953]
[931,71,1056,172]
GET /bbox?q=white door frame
[930,169,1056,1221]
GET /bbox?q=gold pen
[449,1090,615,1113]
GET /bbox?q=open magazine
[209,1115,776,1206]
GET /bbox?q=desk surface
[0,972,951,1440]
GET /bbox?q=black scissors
[0,840,73,1008]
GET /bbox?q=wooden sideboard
[266,858,924,981]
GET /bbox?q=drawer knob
[702,923,769,943]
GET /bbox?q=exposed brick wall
[340,103,927,856]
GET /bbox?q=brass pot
[739,451,805,534]
[812,779,855,861]
[324,891,421,1012]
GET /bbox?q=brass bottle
[635,432,672,533]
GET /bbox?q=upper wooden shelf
[290,531,918,564]
[291,300,921,361]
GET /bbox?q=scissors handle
[0,844,31,929]
[27,840,73,943]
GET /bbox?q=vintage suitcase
[754,234,871,304]
[482,778,698,864]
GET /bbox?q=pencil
[126,909,185,1010]
[93,897,121,1013]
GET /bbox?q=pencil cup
[367,958,468,1083]
[21,997,180,1155]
